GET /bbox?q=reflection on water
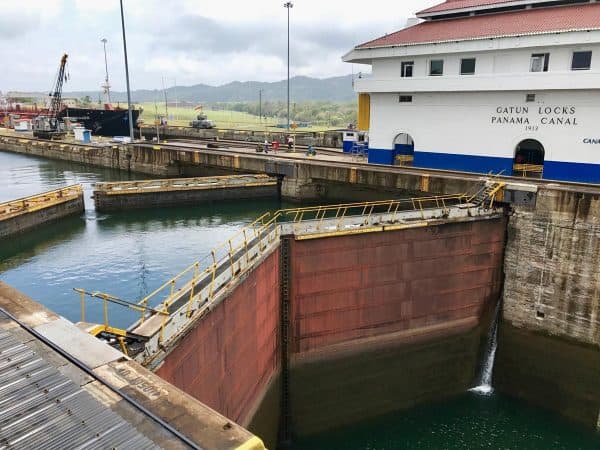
[0,152,144,207]
[0,151,286,328]
[0,215,86,273]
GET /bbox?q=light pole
[259,89,263,124]
[173,77,177,119]
[119,0,134,142]
[162,76,168,120]
[100,38,111,104]
[284,2,293,131]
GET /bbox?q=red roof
[418,0,517,15]
[357,3,600,49]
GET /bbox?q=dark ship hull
[60,107,140,137]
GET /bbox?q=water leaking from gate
[470,299,502,395]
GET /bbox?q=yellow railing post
[243,230,249,263]
[257,228,264,251]
[102,294,109,328]
[80,290,85,323]
[209,264,216,300]
[228,240,235,277]
[186,264,199,318]
[117,337,128,356]
[159,305,168,345]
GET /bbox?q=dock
[94,174,279,212]
[0,185,84,239]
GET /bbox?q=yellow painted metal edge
[295,226,383,240]
[0,186,83,220]
[0,195,81,220]
[295,220,430,240]
[383,221,429,231]
[234,436,266,450]
[100,181,278,196]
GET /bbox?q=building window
[572,51,592,70]
[460,58,476,75]
[530,53,550,72]
[429,60,444,76]
[526,93,536,102]
[401,61,414,78]
[399,95,413,103]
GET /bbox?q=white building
[343,0,600,183]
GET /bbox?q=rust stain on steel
[155,248,281,424]
[420,174,430,192]
[349,167,357,184]
[289,217,506,354]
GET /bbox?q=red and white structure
[344,0,600,183]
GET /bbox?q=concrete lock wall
[286,217,506,436]
[496,188,600,428]
[155,248,281,430]
[0,138,180,177]
[94,185,278,211]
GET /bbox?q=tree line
[209,101,357,127]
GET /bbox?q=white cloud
[0,0,440,92]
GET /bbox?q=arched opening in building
[393,133,415,166]
[513,139,544,178]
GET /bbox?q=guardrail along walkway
[75,184,506,367]
[93,174,279,211]
[94,174,277,194]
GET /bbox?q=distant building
[344,0,600,183]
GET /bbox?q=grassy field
[138,103,335,132]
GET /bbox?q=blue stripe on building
[543,160,600,183]
[413,151,514,176]
[394,144,414,155]
[367,148,600,183]
[368,148,396,165]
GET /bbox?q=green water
[294,391,599,449]
[1,150,598,449]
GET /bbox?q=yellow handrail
[513,163,543,173]
[76,193,470,331]
[74,288,168,327]
[513,164,543,177]
[96,174,274,193]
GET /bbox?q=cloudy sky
[1,0,438,92]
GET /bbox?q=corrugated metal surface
[0,312,161,450]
